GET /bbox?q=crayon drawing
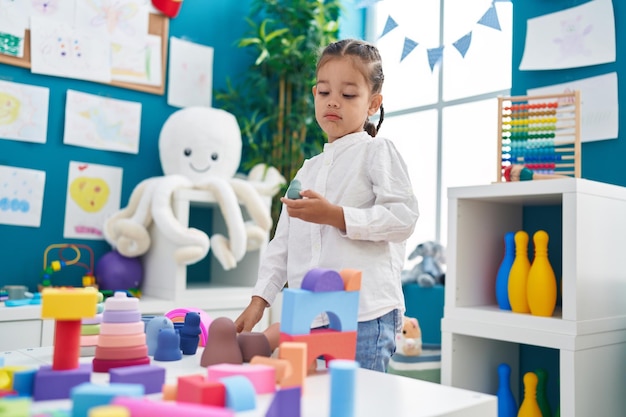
[26,0,76,27]
[63,89,142,154]
[30,15,112,82]
[63,161,122,240]
[0,79,50,144]
[0,165,46,228]
[111,33,162,86]
[167,37,214,108]
[0,0,28,32]
[75,0,149,44]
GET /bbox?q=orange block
[277,342,307,389]
[176,374,226,407]
[249,356,292,385]
[280,329,357,372]
[339,269,362,291]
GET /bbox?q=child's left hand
[281,190,345,231]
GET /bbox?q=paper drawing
[519,0,615,70]
[0,165,46,228]
[0,79,50,144]
[528,72,618,143]
[0,27,25,58]
[63,89,142,154]
[167,37,214,108]
[63,161,122,240]
[26,0,77,27]
[75,0,149,45]
[0,0,28,32]
[30,15,112,83]
[111,33,162,85]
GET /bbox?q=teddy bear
[396,316,422,356]
[401,240,446,287]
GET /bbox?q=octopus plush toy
[103,106,285,270]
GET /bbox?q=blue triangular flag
[477,3,501,31]
[453,32,472,57]
[400,37,419,62]
[379,15,398,39]
[427,46,444,71]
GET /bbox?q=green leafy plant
[215,0,342,230]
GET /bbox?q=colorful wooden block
[112,396,235,416]
[339,269,362,291]
[109,364,166,394]
[176,374,225,407]
[0,397,30,417]
[249,357,292,385]
[280,329,357,371]
[71,382,144,417]
[41,288,99,320]
[219,375,256,412]
[300,268,344,292]
[265,386,301,417]
[280,289,359,336]
[277,342,307,389]
[329,360,358,417]
[88,405,131,417]
[33,363,92,401]
[207,363,275,394]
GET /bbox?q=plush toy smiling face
[158,107,242,184]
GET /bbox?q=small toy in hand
[401,241,446,287]
[396,316,422,356]
[286,179,303,199]
[503,164,569,182]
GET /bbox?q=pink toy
[177,374,225,407]
[112,396,234,416]
[207,363,275,394]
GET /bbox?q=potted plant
[215,0,342,231]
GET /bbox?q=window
[368,0,512,259]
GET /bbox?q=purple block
[300,268,344,292]
[265,386,301,417]
[109,364,166,394]
[102,310,142,323]
[33,363,92,401]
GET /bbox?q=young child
[234,38,419,372]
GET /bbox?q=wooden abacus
[497,91,581,182]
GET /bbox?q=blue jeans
[355,309,402,372]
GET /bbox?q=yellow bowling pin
[517,372,542,417]
[527,230,557,317]
[508,230,530,313]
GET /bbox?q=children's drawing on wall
[0,0,28,31]
[75,0,149,45]
[111,33,162,86]
[0,165,46,228]
[519,0,615,70]
[0,79,50,144]
[63,161,122,240]
[167,37,213,108]
[63,89,142,154]
[25,0,76,27]
[30,15,112,82]
[528,72,618,143]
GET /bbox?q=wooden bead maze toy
[497,91,581,182]
[39,243,96,291]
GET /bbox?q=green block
[0,397,30,417]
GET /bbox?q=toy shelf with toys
[440,177,626,417]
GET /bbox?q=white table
[1,347,497,417]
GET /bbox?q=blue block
[220,375,256,412]
[12,368,36,397]
[402,284,444,345]
[71,382,144,417]
[329,360,358,417]
[280,289,359,335]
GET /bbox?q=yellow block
[0,366,27,390]
[41,287,99,319]
[89,405,131,417]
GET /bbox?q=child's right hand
[234,296,268,332]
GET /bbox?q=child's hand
[280,190,346,231]
[234,296,268,332]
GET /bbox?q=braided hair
[316,39,385,137]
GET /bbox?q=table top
[1,347,497,417]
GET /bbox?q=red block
[177,374,226,407]
[280,329,357,371]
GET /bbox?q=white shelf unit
[140,187,271,326]
[441,178,626,417]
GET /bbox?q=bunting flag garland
[377,0,507,70]
[401,38,419,62]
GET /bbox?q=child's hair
[316,39,385,137]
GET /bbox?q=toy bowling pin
[517,372,542,417]
[508,230,530,313]
[534,368,552,417]
[497,363,517,417]
[527,230,557,317]
[496,232,515,310]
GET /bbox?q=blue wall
[0,2,364,292]
[512,0,624,187]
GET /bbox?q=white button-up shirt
[253,131,419,324]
